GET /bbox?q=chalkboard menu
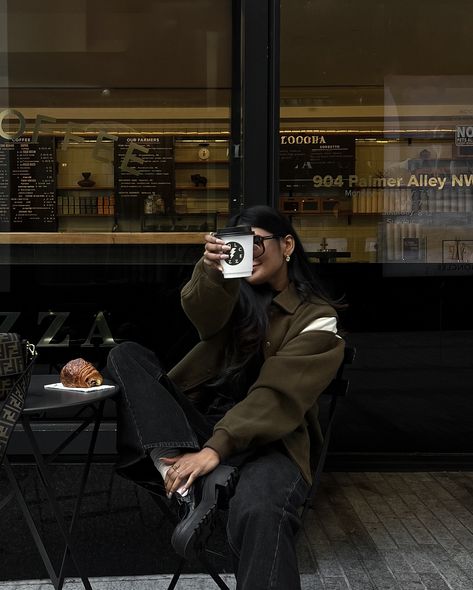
[0,136,57,231]
[279,133,355,191]
[114,136,175,224]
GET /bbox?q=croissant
[60,358,103,388]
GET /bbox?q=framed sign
[114,135,175,214]
[0,136,57,231]
[442,239,473,263]
[279,133,355,191]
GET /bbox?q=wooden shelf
[352,211,473,215]
[0,232,206,245]
[57,186,115,191]
[175,185,229,190]
[285,210,344,217]
[143,212,216,216]
[58,214,115,218]
[174,160,228,164]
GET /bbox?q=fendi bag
[0,333,37,463]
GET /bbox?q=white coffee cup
[215,225,255,278]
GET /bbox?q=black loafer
[171,464,238,558]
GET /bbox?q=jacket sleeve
[181,258,240,340]
[204,329,345,459]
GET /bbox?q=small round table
[5,374,118,590]
[25,374,118,413]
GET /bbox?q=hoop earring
[285,255,291,262]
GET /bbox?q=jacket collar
[272,282,301,314]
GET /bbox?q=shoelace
[174,489,195,520]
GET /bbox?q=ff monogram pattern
[0,336,26,401]
[0,333,36,464]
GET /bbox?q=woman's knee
[107,341,145,367]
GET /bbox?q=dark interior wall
[0,260,199,371]
[6,0,473,90]
[2,258,473,459]
[332,329,473,460]
[5,0,232,89]
[281,0,473,86]
[318,263,473,462]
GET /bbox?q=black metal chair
[300,345,356,525]
[126,345,356,590]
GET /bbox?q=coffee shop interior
[1,1,473,588]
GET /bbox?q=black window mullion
[230,0,243,216]
[267,0,280,209]
[231,0,280,212]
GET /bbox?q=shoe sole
[171,464,238,558]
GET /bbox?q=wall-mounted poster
[442,239,473,263]
[0,136,57,231]
[114,136,175,229]
[279,133,355,192]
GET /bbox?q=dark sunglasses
[253,235,283,258]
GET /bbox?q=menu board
[114,136,175,216]
[280,133,355,191]
[0,136,57,231]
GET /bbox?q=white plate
[44,382,116,394]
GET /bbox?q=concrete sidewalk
[0,575,320,590]
[0,574,238,590]
[5,472,473,590]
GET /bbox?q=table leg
[22,415,94,590]
[3,457,59,588]
[57,400,105,589]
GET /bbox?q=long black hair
[231,205,336,304]
[212,205,343,391]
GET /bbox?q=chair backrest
[300,345,356,522]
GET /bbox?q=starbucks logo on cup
[226,241,245,265]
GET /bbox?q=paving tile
[424,544,473,590]
[5,471,473,590]
[400,546,441,575]
[418,573,453,590]
[321,577,351,590]
[300,573,326,589]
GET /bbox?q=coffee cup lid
[215,225,254,237]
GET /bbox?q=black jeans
[107,341,309,590]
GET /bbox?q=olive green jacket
[168,259,345,483]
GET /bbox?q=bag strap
[0,343,37,464]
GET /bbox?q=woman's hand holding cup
[203,232,230,272]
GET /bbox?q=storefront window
[280,0,473,269]
[0,1,233,253]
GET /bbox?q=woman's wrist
[202,445,221,462]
